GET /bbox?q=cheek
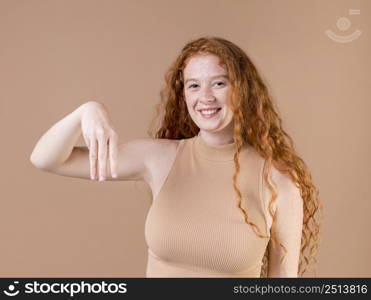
[185,97,196,109]
[225,107,234,121]
[218,86,231,99]
[184,100,196,117]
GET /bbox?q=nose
[200,86,216,103]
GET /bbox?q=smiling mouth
[198,107,222,118]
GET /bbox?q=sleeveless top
[144,133,270,277]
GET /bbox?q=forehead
[183,53,227,78]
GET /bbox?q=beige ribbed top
[144,133,270,277]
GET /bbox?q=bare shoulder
[125,137,179,156]
[142,138,181,196]
[145,138,180,168]
[150,137,180,151]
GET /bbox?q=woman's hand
[80,101,119,181]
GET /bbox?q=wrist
[75,100,101,117]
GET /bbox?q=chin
[198,125,224,132]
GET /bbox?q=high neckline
[193,132,237,161]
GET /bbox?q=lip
[197,107,222,119]
[197,107,222,112]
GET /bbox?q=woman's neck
[198,129,234,146]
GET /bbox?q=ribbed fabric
[144,133,270,277]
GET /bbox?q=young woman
[30,36,322,278]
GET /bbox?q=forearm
[30,102,88,169]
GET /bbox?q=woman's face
[183,53,234,135]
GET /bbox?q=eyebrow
[184,74,229,85]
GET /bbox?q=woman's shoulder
[146,138,186,162]
[150,136,194,149]
[150,137,182,149]
[143,138,187,186]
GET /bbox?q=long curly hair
[147,36,323,277]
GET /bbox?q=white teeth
[200,109,219,115]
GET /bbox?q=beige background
[0,0,369,277]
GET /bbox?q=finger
[89,138,98,180]
[83,134,90,150]
[98,134,108,181]
[109,133,119,178]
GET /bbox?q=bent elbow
[29,154,50,171]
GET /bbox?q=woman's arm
[30,102,88,169]
[29,101,158,184]
[267,168,304,277]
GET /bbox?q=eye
[188,81,226,89]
